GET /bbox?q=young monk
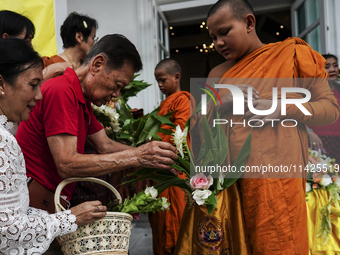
[149,58,193,255]
[174,0,340,254]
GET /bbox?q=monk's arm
[285,80,339,126]
[285,45,339,125]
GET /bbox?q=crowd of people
[0,0,339,254]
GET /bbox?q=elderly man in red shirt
[16,34,177,210]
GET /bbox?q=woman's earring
[1,92,4,96]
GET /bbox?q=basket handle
[54,177,122,213]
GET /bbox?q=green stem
[185,141,195,174]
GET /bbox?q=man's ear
[245,14,256,33]
[75,32,84,44]
[90,55,106,75]
[2,33,9,38]
[174,72,181,82]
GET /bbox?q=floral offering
[108,186,170,218]
[124,113,252,214]
[305,149,340,245]
[306,148,339,191]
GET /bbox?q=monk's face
[154,68,179,95]
[207,5,252,61]
[325,57,339,81]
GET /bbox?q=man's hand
[218,84,259,113]
[136,141,178,170]
[245,99,281,126]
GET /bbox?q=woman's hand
[70,200,107,226]
[307,130,324,151]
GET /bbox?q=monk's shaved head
[155,58,181,76]
[207,0,254,21]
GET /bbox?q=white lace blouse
[0,118,78,255]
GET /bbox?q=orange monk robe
[41,55,65,68]
[149,91,194,255]
[175,38,339,255]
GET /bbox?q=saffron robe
[149,91,193,255]
[175,38,339,255]
[42,55,65,68]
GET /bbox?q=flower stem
[185,141,195,172]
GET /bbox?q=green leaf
[120,74,152,104]
[171,163,186,171]
[153,114,176,128]
[201,116,218,153]
[205,193,218,214]
[150,134,162,141]
[154,178,191,194]
[159,129,173,135]
[150,106,160,115]
[118,102,133,120]
[214,112,228,165]
[177,157,190,173]
[222,130,251,189]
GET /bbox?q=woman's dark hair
[0,38,42,85]
[60,12,98,48]
[323,54,338,62]
[0,10,35,39]
[84,34,143,73]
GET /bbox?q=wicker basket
[55,177,133,255]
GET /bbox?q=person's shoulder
[170,91,191,102]
[42,69,76,94]
[208,61,235,78]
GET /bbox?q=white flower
[320,175,332,187]
[306,182,311,193]
[145,186,158,200]
[92,104,120,132]
[335,178,340,188]
[161,197,170,210]
[192,189,212,205]
[173,125,188,158]
[217,172,225,191]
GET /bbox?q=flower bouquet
[123,109,252,214]
[305,149,340,245]
[107,186,170,218]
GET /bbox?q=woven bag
[55,177,133,255]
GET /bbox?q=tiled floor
[129,213,153,255]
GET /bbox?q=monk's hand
[307,130,323,151]
[245,99,281,126]
[136,141,178,170]
[218,84,259,113]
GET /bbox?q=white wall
[325,0,340,58]
[55,0,159,113]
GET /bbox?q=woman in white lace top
[0,38,107,255]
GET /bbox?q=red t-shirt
[16,68,103,199]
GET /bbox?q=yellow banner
[0,0,57,57]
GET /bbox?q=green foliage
[119,74,152,105]
[115,109,175,147]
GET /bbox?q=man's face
[207,6,251,61]
[88,61,134,106]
